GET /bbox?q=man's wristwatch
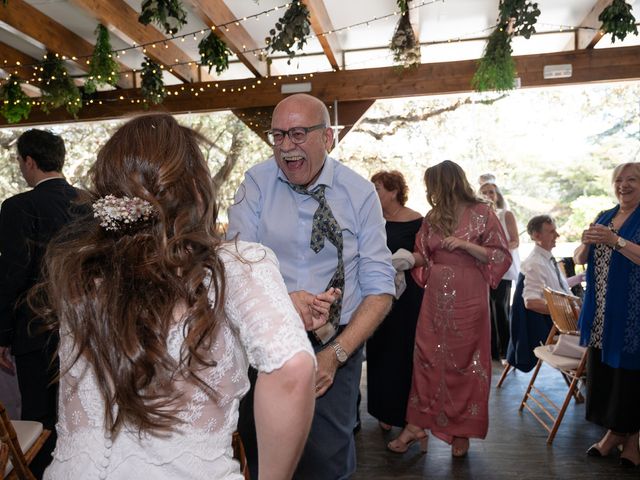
[615,236,628,250]
[329,341,349,365]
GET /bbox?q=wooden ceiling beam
[187,0,269,77]
[68,0,211,84]
[0,42,40,81]
[4,45,640,127]
[567,0,612,50]
[0,0,133,89]
[301,0,342,71]
[334,100,375,142]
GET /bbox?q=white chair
[519,287,587,444]
[0,400,50,480]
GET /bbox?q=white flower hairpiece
[92,195,157,232]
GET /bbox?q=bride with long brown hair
[388,160,511,458]
[35,113,317,479]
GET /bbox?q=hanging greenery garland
[198,33,231,75]
[138,0,187,35]
[599,0,638,43]
[0,75,31,123]
[84,24,120,94]
[140,57,166,105]
[39,52,82,116]
[390,1,421,69]
[472,0,540,92]
[264,1,310,64]
[471,29,515,92]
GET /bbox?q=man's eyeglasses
[265,124,326,146]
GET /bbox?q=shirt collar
[35,176,64,187]
[533,244,554,261]
[276,155,335,191]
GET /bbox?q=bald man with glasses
[228,94,395,480]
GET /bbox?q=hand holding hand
[442,236,468,252]
[290,288,342,331]
[581,224,617,246]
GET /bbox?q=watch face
[332,342,348,363]
[618,237,627,249]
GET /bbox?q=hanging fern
[140,57,166,105]
[472,0,540,92]
[264,1,310,64]
[198,33,231,75]
[138,0,188,35]
[84,24,120,94]
[0,75,32,123]
[599,0,638,43]
[472,29,516,92]
[39,52,82,116]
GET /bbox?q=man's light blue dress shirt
[227,156,395,326]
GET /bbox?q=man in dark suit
[0,129,78,478]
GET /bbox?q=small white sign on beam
[543,64,573,79]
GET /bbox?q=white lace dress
[44,241,314,480]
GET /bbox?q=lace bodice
[44,241,314,480]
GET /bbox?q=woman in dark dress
[575,162,640,468]
[366,171,424,431]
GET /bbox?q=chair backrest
[0,442,8,478]
[0,400,36,480]
[543,287,581,334]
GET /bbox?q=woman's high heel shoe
[587,430,625,457]
[387,425,428,454]
[452,436,469,458]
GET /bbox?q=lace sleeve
[220,241,315,373]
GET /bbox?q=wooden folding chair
[0,401,50,480]
[232,430,250,480]
[519,287,587,444]
[0,443,8,478]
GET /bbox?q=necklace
[386,205,402,219]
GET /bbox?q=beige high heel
[387,425,428,454]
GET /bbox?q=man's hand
[314,346,340,397]
[0,346,15,374]
[290,288,341,331]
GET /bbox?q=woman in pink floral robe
[388,160,511,457]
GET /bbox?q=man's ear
[323,126,334,152]
[23,155,36,170]
[531,231,540,243]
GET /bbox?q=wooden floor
[353,360,638,480]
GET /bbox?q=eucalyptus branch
[599,0,638,43]
[264,1,311,64]
[138,0,187,35]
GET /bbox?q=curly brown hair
[34,113,226,436]
[371,170,409,205]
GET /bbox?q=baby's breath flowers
[92,195,156,232]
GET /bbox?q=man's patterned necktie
[288,183,344,331]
